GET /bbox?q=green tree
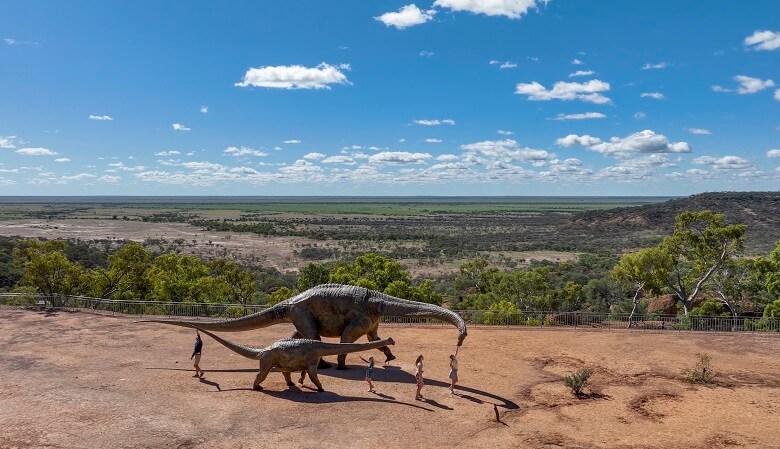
[16,249,83,302]
[483,300,521,325]
[709,257,768,317]
[296,262,331,291]
[756,240,780,299]
[268,286,296,304]
[87,242,152,299]
[660,210,746,315]
[329,253,410,292]
[493,268,551,310]
[209,259,257,307]
[611,247,672,324]
[145,253,210,302]
[456,258,500,294]
[763,299,780,318]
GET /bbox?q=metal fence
[1,293,778,333]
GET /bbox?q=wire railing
[1,293,778,333]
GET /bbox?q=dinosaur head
[457,329,468,346]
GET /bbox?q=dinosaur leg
[306,364,325,392]
[290,311,332,369]
[282,371,295,387]
[298,370,306,385]
[367,326,396,363]
[336,323,368,370]
[253,358,273,391]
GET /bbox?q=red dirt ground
[1,307,779,449]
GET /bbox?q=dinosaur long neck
[140,303,290,332]
[315,338,394,357]
[196,328,263,360]
[376,293,468,345]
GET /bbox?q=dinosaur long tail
[196,328,263,360]
[137,303,289,332]
[314,338,395,357]
[378,294,468,346]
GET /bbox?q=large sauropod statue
[197,328,395,392]
[142,283,466,369]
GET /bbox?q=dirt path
[1,308,779,449]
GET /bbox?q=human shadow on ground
[319,364,519,410]
[146,367,258,373]
[199,377,221,391]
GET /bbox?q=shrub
[681,353,717,384]
[563,369,591,395]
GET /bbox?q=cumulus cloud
[321,155,356,165]
[766,149,780,158]
[571,58,583,65]
[569,70,594,77]
[713,75,775,94]
[693,155,751,170]
[775,89,780,101]
[369,151,432,165]
[303,152,326,160]
[0,136,17,148]
[641,92,665,99]
[460,139,550,166]
[414,119,455,126]
[686,128,712,135]
[497,130,514,135]
[224,146,268,157]
[200,105,208,113]
[642,62,668,70]
[235,63,351,89]
[54,158,70,162]
[556,130,691,158]
[88,115,113,121]
[744,30,780,51]
[515,79,611,104]
[61,173,96,181]
[419,50,435,57]
[98,175,121,183]
[155,151,180,156]
[549,112,606,121]
[433,0,547,19]
[424,138,443,143]
[500,61,517,69]
[15,147,58,156]
[172,123,191,131]
[4,38,38,46]
[375,4,435,29]
[107,162,146,172]
[634,112,647,120]
[283,139,302,144]
[436,154,459,161]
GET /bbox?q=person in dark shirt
[191,330,204,378]
[360,356,376,393]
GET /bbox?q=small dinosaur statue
[196,328,395,392]
[143,284,466,369]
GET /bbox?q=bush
[681,353,717,384]
[563,369,591,395]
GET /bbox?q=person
[448,346,460,394]
[414,354,425,400]
[360,356,376,393]
[191,330,204,378]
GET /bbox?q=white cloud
[200,105,208,113]
[569,70,594,77]
[321,155,356,165]
[556,130,691,158]
[686,128,712,135]
[108,162,146,172]
[500,61,517,69]
[497,130,514,135]
[775,89,780,101]
[693,155,751,170]
[642,62,668,70]
[634,112,646,120]
[235,62,351,89]
[375,4,435,29]
[98,175,121,183]
[61,173,96,181]
[515,79,611,104]
[549,112,606,121]
[369,151,432,165]
[15,147,58,156]
[155,151,180,156]
[571,58,583,65]
[283,139,302,144]
[172,123,191,131]
[4,38,38,46]
[436,154,459,161]
[744,30,780,51]
[460,139,550,166]
[224,146,268,157]
[0,136,17,148]
[714,75,775,95]
[303,152,326,160]
[766,149,780,158]
[88,115,113,121]
[54,158,71,162]
[489,60,500,65]
[641,92,665,99]
[433,0,546,19]
[419,50,435,57]
[424,138,442,143]
[414,119,455,126]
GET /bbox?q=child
[414,355,425,399]
[360,356,376,393]
[448,346,459,394]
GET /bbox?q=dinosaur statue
[196,328,395,392]
[144,283,467,369]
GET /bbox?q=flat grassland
[2,308,779,449]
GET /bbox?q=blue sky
[1,0,779,195]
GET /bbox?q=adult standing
[414,355,425,400]
[191,330,204,378]
[448,346,459,394]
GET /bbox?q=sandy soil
[2,307,779,449]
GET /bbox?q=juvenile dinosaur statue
[196,328,395,392]
[144,283,466,369]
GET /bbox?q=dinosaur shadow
[319,365,519,410]
[199,377,221,391]
[146,367,258,373]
